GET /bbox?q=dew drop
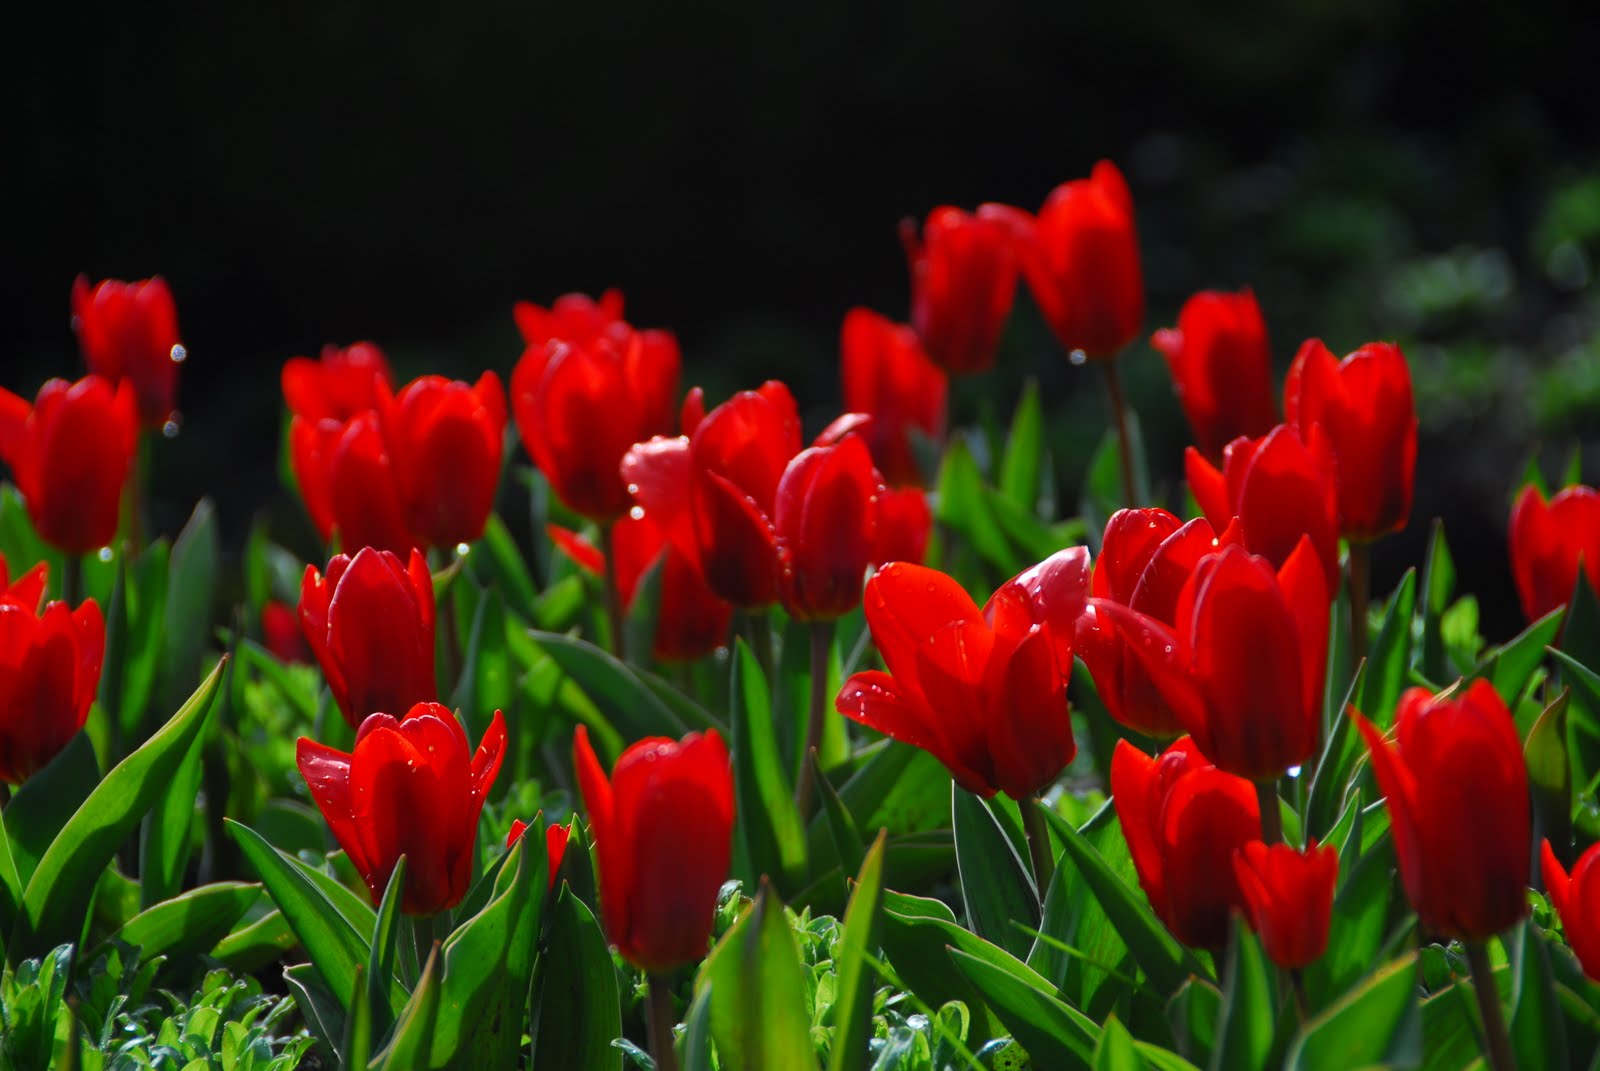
[626,483,640,496]
[1068,349,1088,366]
[170,344,187,363]
[455,542,470,557]
[97,546,114,563]
[1287,764,1303,779]
[629,505,645,521]
[162,418,181,438]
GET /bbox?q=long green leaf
[139,652,219,908]
[1094,1014,1150,1071]
[948,947,1097,1070]
[999,378,1044,509]
[1208,927,1274,1071]
[1285,953,1419,1071]
[100,881,259,963]
[828,831,887,1071]
[1358,568,1417,725]
[530,884,624,1071]
[375,941,443,1070]
[531,629,715,736]
[731,639,807,892]
[1509,920,1569,1070]
[953,787,1038,960]
[700,882,819,1071]
[367,857,408,1045]
[2,732,100,889]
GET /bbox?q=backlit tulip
[298,703,506,915]
[1541,840,1600,982]
[1152,289,1277,459]
[1232,840,1338,969]
[872,486,932,567]
[0,376,138,555]
[513,289,627,348]
[1508,484,1600,624]
[1112,737,1259,950]
[981,160,1143,361]
[299,548,436,729]
[573,724,733,972]
[839,308,947,487]
[283,343,397,544]
[899,208,1016,375]
[1285,339,1416,542]
[836,555,1084,799]
[776,435,879,621]
[384,373,507,550]
[282,343,394,423]
[1354,680,1530,940]
[71,275,183,429]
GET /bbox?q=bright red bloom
[513,289,627,348]
[507,819,572,889]
[1094,539,1329,782]
[0,376,138,555]
[383,373,507,550]
[1353,680,1530,940]
[299,548,436,729]
[840,308,947,487]
[836,554,1085,799]
[70,275,183,428]
[872,486,932,568]
[573,724,733,972]
[1232,840,1338,969]
[1186,423,1340,592]
[900,208,1016,375]
[775,435,880,622]
[1111,737,1259,950]
[1153,289,1277,459]
[1508,484,1600,624]
[1284,339,1416,542]
[512,329,680,523]
[1541,839,1600,982]
[282,343,394,423]
[298,703,506,915]
[980,160,1143,361]
[283,344,397,544]
[262,600,311,664]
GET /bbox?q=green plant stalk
[1348,541,1371,666]
[1100,359,1138,507]
[1020,794,1055,900]
[647,972,680,1071]
[792,619,833,817]
[602,521,627,663]
[1465,940,1517,1071]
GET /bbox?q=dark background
[6,0,1599,642]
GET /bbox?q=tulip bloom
[262,600,311,664]
[1508,484,1600,623]
[71,275,183,429]
[298,703,507,915]
[840,308,947,487]
[775,435,880,621]
[1185,423,1340,592]
[1285,339,1416,542]
[1112,738,1259,950]
[384,373,507,550]
[1541,840,1600,982]
[1232,840,1338,969]
[1353,680,1530,940]
[899,208,1016,375]
[1152,289,1277,459]
[573,724,733,973]
[980,160,1143,361]
[1094,539,1329,782]
[872,486,932,568]
[513,289,627,348]
[0,376,139,555]
[299,548,436,729]
[836,555,1084,799]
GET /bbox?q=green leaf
[119,540,172,740]
[947,947,1097,1069]
[699,882,819,1071]
[1166,978,1222,1066]
[1358,568,1417,725]
[682,984,716,1071]
[1285,953,1419,1071]
[1303,832,1396,1008]
[530,629,717,736]
[161,499,220,720]
[373,941,443,1070]
[210,908,297,973]
[999,378,1044,510]
[828,831,887,1071]
[530,884,624,1071]
[452,586,513,740]
[0,808,21,942]
[1482,608,1564,707]
[1304,661,1369,840]
[366,857,408,1044]
[731,639,807,892]
[11,661,224,961]
[1509,920,1569,1071]
[815,753,867,881]
[285,962,347,1062]
[935,436,1013,575]
[953,787,1038,961]
[1081,410,1149,528]
[139,655,218,907]
[1093,1014,1150,1071]
[100,882,260,963]
[1418,520,1456,682]
[470,514,540,619]
[1208,926,1275,1071]
[344,962,375,1071]
[2,732,100,888]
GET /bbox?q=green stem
[1465,941,1517,1071]
[602,522,627,662]
[1100,360,1138,507]
[792,620,834,817]
[647,972,680,1071]
[1256,781,1283,845]
[1020,794,1056,901]
[1348,541,1371,667]
[1290,969,1309,1022]
[62,554,82,606]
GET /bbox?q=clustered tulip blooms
[1508,483,1600,623]
[71,274,185,429]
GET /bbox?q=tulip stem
[1256,781,1283,845]
[1100,361,1139,507]
[793,620,834,817]
[602,523,627,662]
[646,973,680,1071]
[1348,541,1371,666]
[1021,794,1056,900]
[62,555,81,606]
[1465,941,1518,1071]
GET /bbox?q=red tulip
[512,328,680,523]
[872,486,932,568]
[573,724,733,972]
[283,344,397,544]
[836,555,1084,799]
[980,160,1143,361]
[775,435,880,621]
[1541,839,1600,982]
[1232,840,1338,969]
[840,308,947,487]
[70,275,183,429]
[282,343,394,423]
[1284,339,1416,542]
[299,548,437,729]
[507,819,572,889]
[513,289,627,348]
[298,703,506,915]
[899,208,1016,375]
[1353,680,1530,940]
[1112,737,1259,950]
[298,411,416,554]
[0,557,104,785]
[383,373,507,550]
[1152,289,1277,459]
[1508,484,1600,624]
[262,600,311,664]
[1185,423,1340,592]
[0,376,138,555]
[1094,539,1329,782]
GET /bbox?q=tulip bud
[1541,840,1600,982]
[900,208,1017,375]
[71,275,183,429]
[1508,483,1600,624]
[1152,289,1277,459]
[1232,840,1338,969]
[385,373,507,550]
[840,308,947,487]
[775,436,879,622]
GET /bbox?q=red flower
[1285,339,1416,542]
[507,819,572,889]
[513,289,627,348]
[573,724,733,972]
[283,344,397,545]
[981,160,1143,361]
[775,435,880,622]
[70,275,183,429]
[872,486,932,568]
[512,329,680,523]
[1232,840,1338,969]
[0,376,139,555]
[1111,737,1259,950]
[262,600,311,664]
[1541,839,1600,982]
[282,343,394,423]
[299,548,437,729]
[836,554,1084,799]
[899,208,1017,375]
[1152,289,1277,459]
[1353,680,1530,940]
[840,308,947,487]
[1185,423,1340,592]
[1508,484,1600,624]
[1094,539,1329,782]
[383,373,507,550]
[298,703,506,915]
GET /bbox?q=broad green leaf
[451,586,513,741]
[1526,689,1572,856]
[1305,662,1369,839]
[119,540,172,740]
[210,908,297,973]
[948,947,1097,1069]
[935,436,1012,574]
[1285,953,1419,1071]
[100,882,260,964]
[1358,568,1417,725]
[1166,978,1221,1067]
[700,882,819,1071]
[1303,832,1396,1008]
[1482,608,1564,706]
[344,962,374,1071]
[530,884,624,1071]
[366,857,408,1044]
[0,809,20,942]
[470,514,539,619]
[531,629,715,736]
[1509,920,1568,1071]
[731,639,807,891]
[953,787,1038,961]
[999,378,1044,509]
[816,753,867,881]
[1093,1014,1150,1071]
[161,499,220,720]
[682,984,716,1071]
[285,962,349,1063]
[139,655,218,907]
[1418,520,1456,682]
[1081,410,1149,528]
[828,832,887,1071]
[374,942,442,1070]
[1208,927,1274,1071]
[2,732,100,888]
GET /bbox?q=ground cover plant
[1,160,1598,1071]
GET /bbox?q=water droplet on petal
[170,344,187,363]
[1287,764,1303,779]
[629,505,645,521]
[1068,349,1088,366]
[97,546,113,563]
[455,542,471,557]
[162,418,181,438]
[626,483,640,496]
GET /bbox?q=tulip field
[3,159,1600,1071]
